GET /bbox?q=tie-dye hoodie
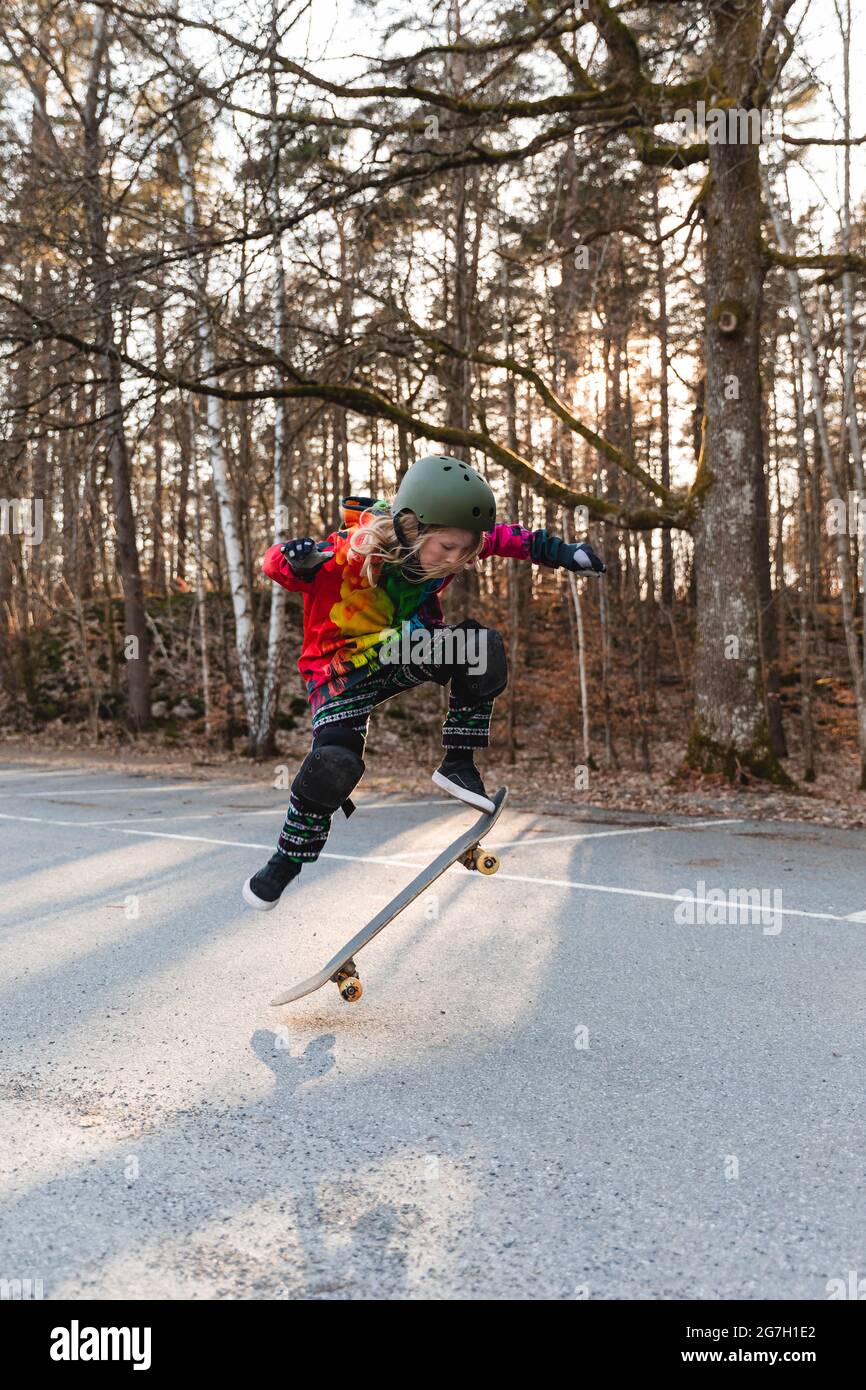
[262,496,540,703]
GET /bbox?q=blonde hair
[348,498,484,585]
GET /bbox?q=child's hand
[565,541,606,574]
[530,529,606,574]
[280,537,334,581]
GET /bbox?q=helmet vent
[443,465,452,470]
[472,506,480,516]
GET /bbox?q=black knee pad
[451,625,508,705]
[292,743,365,818]
[313,727,366,759]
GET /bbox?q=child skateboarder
[243,454,605,910]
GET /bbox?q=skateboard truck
[459,844,500,874]
[331,958,363,1003]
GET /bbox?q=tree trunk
[755,351,786,757]
[191,407,214,741]
[792,338,816,781]
[687,0,786,782]
[251,8,290,759]
[652,181,674,608]
[173,74,261,742]
[150,305,166,596]
[82,11,151,731]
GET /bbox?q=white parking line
[0,812,465,872]
[39,811,287,826]
[0,811,855,925]
[116,828,433,871]
[0,779,294,797]
[0,784,208,798]
[0,784,449,809]
[0,800,452,825]
[0,768,107,783]
[487,869,852,923]
[386,818,743,855]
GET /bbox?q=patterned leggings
[277,660,495,865]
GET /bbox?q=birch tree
[251,0,291,758]
[171,45,262,742]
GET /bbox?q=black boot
[432,750,495,812]
[243,852,301,912]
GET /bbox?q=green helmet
[392,455,496,534]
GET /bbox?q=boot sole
[242,878,282,911]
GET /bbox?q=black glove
[530,530,607,574]
[566,541,607,574]
[279,537,334,581]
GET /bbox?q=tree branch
[3,294,690,533]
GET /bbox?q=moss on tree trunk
[685,721,794,786]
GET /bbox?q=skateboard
[270,786,508,1006]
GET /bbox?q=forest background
[1,0,865,826]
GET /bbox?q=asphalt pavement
[1,759,864,1299]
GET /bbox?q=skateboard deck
[270,786,508,1006]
